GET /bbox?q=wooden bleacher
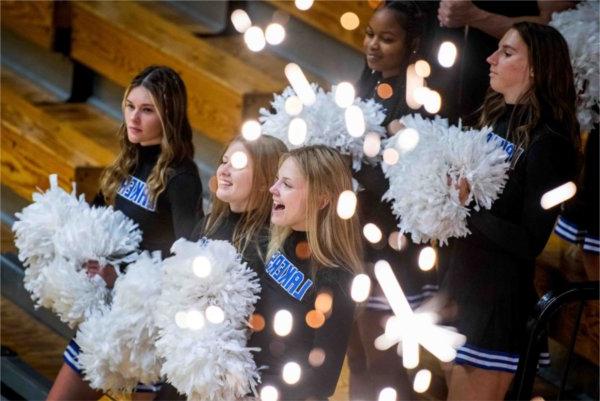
[266,0,375,52]
[70,1,287,144]
[1,68,119,202]
[0,0,63,51]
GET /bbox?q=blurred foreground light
[231,9,252,33]
[413,369,432,393]
[383,148,399,165]
[336,190,358,219]
[335,82,356,108]
[288,118,308,145]
[345,105,366,137]
[282,362,302,384]
[242,120,262,141]
[305,310,326,329]
[541,181,576,209]
[244,26,266,52]
[395,128,420,153]
[175,311,189,329]
[274,309,293,336]
[285,96,303,116]
[308,348,326,367]
[406,64,424,110]
[187,309,205,330]
[351,274,371,302]
[315,292,333,314]
[364,132,382,157]
[231,150,249,169]
[423,89,442,114]
[192,256,212,278]
[295,0,314,11]
[418,246,437,271]
[284,63,316,105]
[438,41,457,68]
[260,385,279,401]
[340,12,360,30]
[205,305,225,324]
[363,223,383,243]
[415,60,431,78]
[378,387,397,401]
[265,23,286,45]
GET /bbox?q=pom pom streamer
[155,239,262,401]
[77,252,163,394]
[383,115,509,245]
[12,174,142,327]
[259,84,387,170]
[549,1,600,131]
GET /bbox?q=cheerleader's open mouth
[273,201,285,211]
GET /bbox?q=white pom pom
[155,239,261,401]
[383,115,509,245]
[259,84,387,170]
[77,252,163,394]
[550,1,600,131]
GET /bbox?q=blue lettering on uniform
[117,176,156,211]
[487,131,524,167]
[264,252,313,301]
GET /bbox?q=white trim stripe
[459,346,519,363]
[555,224,584,242]
[455,353,517,371]
[556,217,585,235]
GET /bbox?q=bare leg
[46,363,103,401]
[446,364,513,401]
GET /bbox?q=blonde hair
[100,66,194,205]
[268,145,363,275]
[204,135,287,258]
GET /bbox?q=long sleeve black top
[248,231,356,400]
[99,144,203,257]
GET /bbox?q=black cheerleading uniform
[555,124,599,254]
[63,144,203,392]
[248,231,356,401]
[438,106,578,372]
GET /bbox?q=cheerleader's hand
[387,119,405,136]
[446,175,471,205]
[83,260,118,288]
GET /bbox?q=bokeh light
[288,118,308,146]
[282,361,302,384]
[334,82,356,108]
[308,348,326,367]
[363,223,383,243]
[305,310,326,329]
[231,150,249,169]
[413,369,432,393]
[438,41,457,68]
[382,148,399,165]
[242,120,262,141]
[376,83,394,99]
[192,256,212,278]
[205,305,225,324]
[274,309,293,336]
[284,63,316,105]
[418,246,437,271]
[294,0,314,11]
[284,96,303,116]
[345,105,366,137]
[244,26,266,52]
[336,190,358,219]
[415,60,431,78]
[351,274,371,302]
[340,12,360,30]
[265,23,286,45]
[230,9,251,33]
[363,132,382,157]
[249,313,266,332]
[541,181,576,209]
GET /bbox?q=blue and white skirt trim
[63,339,163,393]
[455,343,550,373]
[366,284,439,310]
[555,217,600,254]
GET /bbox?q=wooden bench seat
[71,1,287,144]
[1,68,119,201]
[266,0,375,52]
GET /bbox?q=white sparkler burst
[373,261,466,365]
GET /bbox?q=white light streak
[413,86,430,106]
[351,274,371,302]
[244,26,266,52]
[363,132,381,157]
[241,120,262,141]
[334,82,356,108]
[205,305,225,324]
[336,190,357,219]
[541,181,577,210]
[345,105,366,137]
[284,96,303,116]
[288,117,307,145]
[438,41,457,68]
[265,23,286,45]
[418,246,436,271]
[413,369,432,393]
[230,9,252,33]
[274,309,293,336]
[284,63,316,105]
[406,64,425,110]
[282,362,302,384]
[231,150,248,169]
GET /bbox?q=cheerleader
[348,1,437,399]
[440,23,579,400]
[248,145,363,400]
[47,65,203,401]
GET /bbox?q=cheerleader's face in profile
[364,7,407,78]
[216,141,254,213]
[487,28,533,104]
[270,157,308,231]
[124,86,163,146]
